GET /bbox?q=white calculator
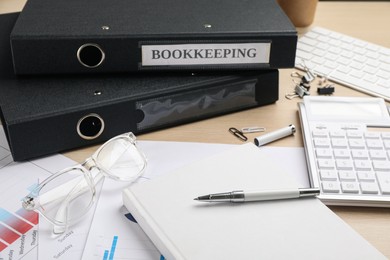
[298,96,390,207]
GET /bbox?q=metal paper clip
[241,126,266,133]
[229,127,247,141]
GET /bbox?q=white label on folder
[141,43,271,66]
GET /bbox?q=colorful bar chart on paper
[0,208,39,253]
[102,236,118,260]
[96,233,163,260]
[0,208,34,234]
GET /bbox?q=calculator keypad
[312,129,390,196]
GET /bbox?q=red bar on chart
[0,223,20,244]
[0,241,7,252]
[15,208,39,225]
[0,208,33,234]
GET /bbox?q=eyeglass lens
[94,136,146,182]
[36,167,95,233]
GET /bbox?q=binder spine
[3,71,278,161]
[10,35,296,75]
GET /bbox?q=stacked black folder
[0,0,297,160]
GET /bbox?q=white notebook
[123,143,385,260]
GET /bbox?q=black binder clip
[317,75,335,95]
[229,127,248,142]
[317,84,335,95]
[285,84,310,100]
[291,71,315,84]
[292,78,311,91]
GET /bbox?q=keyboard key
[370,150,387,160]
[348,139,366,149]
[341,182,360,193]
[349,68,364,78]
[296,49,313,61]
[305,31,319,39]
[372,160,390,171]
[312,130,328,138]
[364,132,381,139]
[360,182,379,194]
[300,37,317,46]
[376,172,390,194]
[319,170,338,181]
[313,138,330,148]
[315,149,333,158]
[336,57,350,66]
[336,159,353,170]
[322,181,340,193]
[353,160,372,171]
[297,42,315,53]
[366,50,380,60]
[377,80,390,89]
[363,74,378,84]
[346,131,363,139]
[330,131,346,138]
[317,159,335,169]
[333,149,350,159]
[357,171,376,182]
[331,139,348,148]
[339,171,357,181]
[366,139,384,149]
[351,150,369,159]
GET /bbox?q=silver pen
[194,188,320,202]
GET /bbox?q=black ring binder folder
[0,13,279,161]
[10,0,297,75]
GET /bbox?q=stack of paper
[123,143,385,259]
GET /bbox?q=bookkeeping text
[151,48,257,60]
[141,43,270,66]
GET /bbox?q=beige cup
[276,0,318,27]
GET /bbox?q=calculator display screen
[310,101,383,117]
[303,96,390,126]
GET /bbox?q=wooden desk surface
[1,1,390,258]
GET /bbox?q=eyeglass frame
[22,132,147,233]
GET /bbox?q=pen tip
[194,198,199,200]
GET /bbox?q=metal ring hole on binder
[77,113,105,140]
[77,43,105,68]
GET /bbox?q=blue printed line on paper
[109,236,118,260]
[103,250,109,260]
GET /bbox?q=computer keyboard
[295,27,390,101]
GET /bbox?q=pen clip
[229,127,248,142]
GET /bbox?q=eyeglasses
[22,132,147,234]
